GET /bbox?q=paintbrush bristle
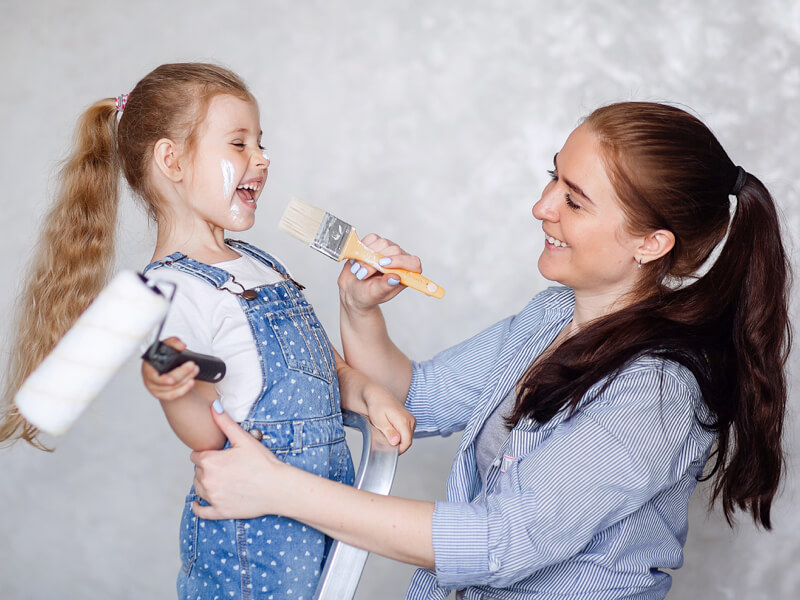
[279,198,326,245]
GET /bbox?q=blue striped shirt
[404,287,715,600]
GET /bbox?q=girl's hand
[362,382,416,454]
[141,336,200,402]
[192,403,286,520]
[338,233,423,314]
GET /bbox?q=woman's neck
[571,287,635,328]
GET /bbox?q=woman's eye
[565,194,581,210]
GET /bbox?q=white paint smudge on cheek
[221,159,235,200]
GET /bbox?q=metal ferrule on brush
[312,212,352,260]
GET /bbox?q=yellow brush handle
[341,230,445,299]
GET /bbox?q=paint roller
[14,270,226,436]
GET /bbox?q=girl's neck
[151,220,240,265]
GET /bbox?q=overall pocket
[264,303,335,382]
[179,493,199,575]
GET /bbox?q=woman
[187,102,790,599]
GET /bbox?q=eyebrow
[228,128,263,137]
[554,153,595,206]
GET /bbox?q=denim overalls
[145,240,355,600]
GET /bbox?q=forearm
[160,388,226,450]
[339,303,413,402]
[280,463,435,568]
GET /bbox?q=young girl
[1,62,414,599]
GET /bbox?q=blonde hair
[1,63,254,448]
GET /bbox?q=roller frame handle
[142,341,227,383]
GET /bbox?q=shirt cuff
[432,500,492,588]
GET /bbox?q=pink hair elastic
[115,93,129,113]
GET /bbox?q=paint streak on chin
[229,201,246,226]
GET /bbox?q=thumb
[373,418,401,447]
[209,400,251,446]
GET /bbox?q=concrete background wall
[1,1,798,598]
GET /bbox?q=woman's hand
[141,337,199,402]
[193,405,436,569]
[338,233,423,315]
[192,403,287,520]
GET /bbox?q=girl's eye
[547,169,558,182]
[565,193,581,210]
[232,142,246,148]
[258,144,265,151]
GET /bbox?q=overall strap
[143,252,232,289]
[226,239,289,277]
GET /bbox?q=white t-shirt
[148,252,285,422]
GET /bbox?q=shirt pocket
[262,303,335,382]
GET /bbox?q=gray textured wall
[1,1,798,598]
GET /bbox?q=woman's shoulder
[591,354,705,419]
[515,285,574,324]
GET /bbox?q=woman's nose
[532,194,557,221]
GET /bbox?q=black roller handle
[142,340,226,383]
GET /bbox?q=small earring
[636,258,643,269]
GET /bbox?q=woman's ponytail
[0,99,121,448]
[697,172,791,528]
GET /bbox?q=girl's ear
[153,138,184,182]
[638,229,675,265]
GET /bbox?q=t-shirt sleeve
[146,269,214,354]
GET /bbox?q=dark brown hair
[1,63,254,448]
[512,102,791,529]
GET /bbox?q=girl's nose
[254,148,270,168]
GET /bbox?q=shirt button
[248,428,263,441]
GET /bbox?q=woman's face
[533,124,642,300]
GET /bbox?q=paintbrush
[279,197,445,299]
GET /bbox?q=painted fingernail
[388,278,400,286]
[379,257,392,266]
[212,399,224,414]
[356,267,368,280]
[350,261,361,274]
[348,259,355,265]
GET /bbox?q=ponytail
[694,172,791,528]
[0,99,121,448]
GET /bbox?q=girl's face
[532,124,642,300]
[182,94,269,232]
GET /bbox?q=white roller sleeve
[15,270,169,435]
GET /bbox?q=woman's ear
[638,229,675,266]
[153,138,184,182]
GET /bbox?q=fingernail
[350,261,361,274]
[348,259,355,265]
[378,257,392,266]
[388,278,400,286]
[212,399,224,414]
[356,267,368,280]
